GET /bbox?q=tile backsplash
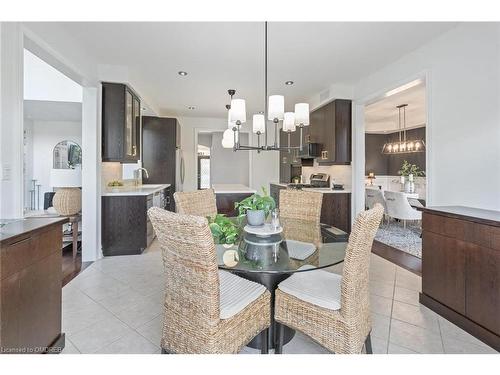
[302,162,352,188]
[101,162,122,190]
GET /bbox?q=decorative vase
[52,187,81,216]
[246,209,265,226]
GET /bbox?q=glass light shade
[227,109,234,129]
[50,167,82,187]
[294,103,310,126]
[283,112,296,132]
[222,129,236,148]
[229,99,246,124]
[252,114,265,134]
[268,95,284,121]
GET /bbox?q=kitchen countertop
[102,184,171,197]
[0,217,68,244]
[271,182,351,194]
[212,184,257,194]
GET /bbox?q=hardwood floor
[62,243,92,286]
[371,239,422,276]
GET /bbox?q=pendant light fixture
[221,22,311,152]
[382,104,426,154]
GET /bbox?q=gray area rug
[375,221,422,258]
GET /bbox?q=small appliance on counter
[309,173,330,188]
[332,184,344,190]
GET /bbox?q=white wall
[29,120,82,207]
[210,132,249,185]
[352,23,500,211]
[24,49,82,102]
[178,116,279,192]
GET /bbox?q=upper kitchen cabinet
[309,99,352,165]
[102,82,141,163]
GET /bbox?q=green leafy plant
[235,187,276,219]
[207,214,239,245]
[398,160,426,177]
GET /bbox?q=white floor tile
[61,338,81,354]
[98,331,160,354]
[389,319,444,354]
[392,301,440,332]
[395,268,421,292]
[136,314,163,347]
[442,335,498,354]
[69,316,134,354]
[370,280,395,299]
[388,342,418,354]
[62,300,115,336]
[371,312,391,340]
[393,286,420,306]
[370,294,393,317]
[438,317,498,351]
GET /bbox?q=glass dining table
[216,217,347,350]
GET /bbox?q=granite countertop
[0,217,68,244]
[102,184,171,197]
[420,205,500,227]
[212,184,257,194]
[270,182,351,194]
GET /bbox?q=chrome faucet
[134,167,149,186]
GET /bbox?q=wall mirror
[53,140,82,169]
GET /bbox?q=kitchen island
[1,217,68,353]
[213,184,256,217]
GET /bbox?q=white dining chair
[365,188,387,224]
[384,191,422,228]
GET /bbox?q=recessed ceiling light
[178,71,188,76]
[188,106,196,110]
[285,80,294,86]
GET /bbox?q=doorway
[362,78,428,271]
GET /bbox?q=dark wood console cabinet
[419,206,500,351]
[1,218,67,353]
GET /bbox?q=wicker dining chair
[279,189,323,223]
[147,207,271,354]
[173,188,218,218]
[274,204,384,354]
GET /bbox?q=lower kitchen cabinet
[102,187,170,256]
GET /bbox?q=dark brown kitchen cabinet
[279,130,302,184]
[309,99,352,165]
[419,206,500,351]
[102,187,170,256]
[102,82,141,163]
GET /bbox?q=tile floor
[61,240,497,354]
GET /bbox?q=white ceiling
[52,22,456,118]
[364,82,426,133]
[24,100,82,122]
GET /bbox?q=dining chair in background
[384,190,422,228]
[173,188,217,218]
[148,207,271,354]
[279,189,323,223]
[274,204,384,354]
[365,187,387,224]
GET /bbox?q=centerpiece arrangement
[235,187,276,227]
[398,160,425,193]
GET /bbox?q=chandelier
[222,22,310,152]
[381,104,426,154]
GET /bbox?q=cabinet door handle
[132,145,137,156]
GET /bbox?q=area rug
[374,221,422,258]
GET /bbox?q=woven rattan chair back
[279,189,323,223]
[340,204,384,324]
[173,189,217,218]
[147,207,220,352]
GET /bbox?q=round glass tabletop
[217,218,347,274]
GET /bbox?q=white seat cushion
[219,270,266,319]
[278,267,342,310]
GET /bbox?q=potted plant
[398,160,425,193]
[235,187,276,226]
[208,214,239,247]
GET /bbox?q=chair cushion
[219,270,267,319]
[278,267,342,310]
